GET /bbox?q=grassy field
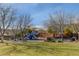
[0,41,79,56]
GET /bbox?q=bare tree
[45,11,66,34]
[0,5,16,42]
[67,14,79,33]
[11,24,19,41]
[17,14,32,40]
[45,10,79,41]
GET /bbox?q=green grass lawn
[0,41,79,56]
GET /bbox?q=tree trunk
[1,35,4,43]
[78,32,79,41]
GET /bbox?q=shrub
[57,39,63,43]
[15,28,32,38]
[51,39,56,42]
[47,37,56,42]
[64,27,73,37]
[47,37,52,42]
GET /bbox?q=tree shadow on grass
[0,44,25,56]
[25,45,59,55]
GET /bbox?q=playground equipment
[24,31,39,40]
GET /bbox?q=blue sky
[4,3,79,28]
